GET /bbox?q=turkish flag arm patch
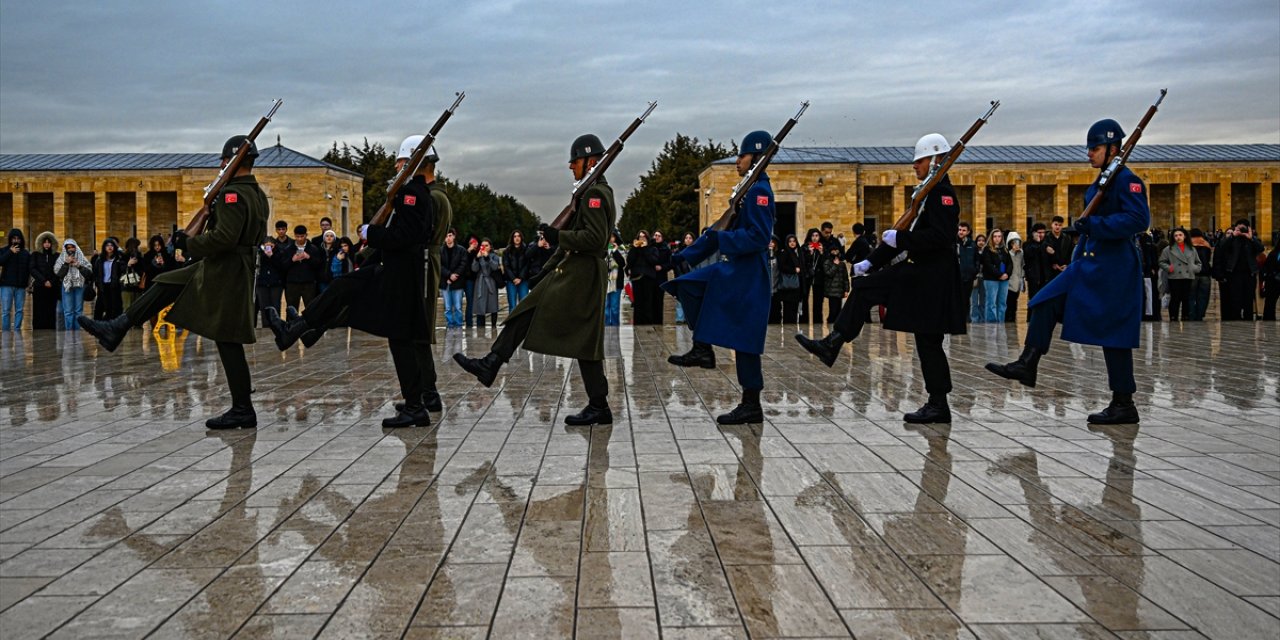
[941,195,955,206]
[403,195,417,205]
[589,198,602,208]
[1129,183,1143,194]
[756,195,769,206]
[224,193,238,204]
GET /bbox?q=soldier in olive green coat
[454,134,614,426]
[80,135,269,430]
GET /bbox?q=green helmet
[570,134,605,161]
[221,135,259,160]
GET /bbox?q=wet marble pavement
[0,319,1277,639]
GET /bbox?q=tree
[323,140,540,243]
[619,134,734,241]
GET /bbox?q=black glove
[538,223,559,245]
[1072,218,1090,236]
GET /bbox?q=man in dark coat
[795,133,967,424]
[0,228,31,331]
[267,136,448,428]
[1213,219,1264,321]
[276,225,324,310]
[1023,222,1047,299]
[665,130,777,424]
[986,119,1151,424]
[956,222,978,322]
[453,134,615,426]
[1043,215,1074,282]
[79,135,269,429]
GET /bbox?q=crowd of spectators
[1,214,1277,334]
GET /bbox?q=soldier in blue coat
[986,119,1150,424]
[664,130,775,425]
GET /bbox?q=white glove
[882,230,898,248]
[358,224,369,240]
[853,260,872,277]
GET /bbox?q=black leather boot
[793,330,847,368]
[206,405,257,430]
[985,345,1043,388]
[78,313,132,352]
[383,403,431,428]
[397,390,444,413]
[453,351,504,388]
[266,306,310,351]
[717,389,764,425]
[285,307,325,348]
[668,342,716,368]
[1087,393,1140,425]
[564,401,613,426]
[904,396,952,424]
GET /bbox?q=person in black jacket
[628,230,662,325]
[120,237,145,310]
[606,230,626,326]
[845,223,873,264]
[956,222,978,323]
[1214,219,1264,321]
[776,234,804,323]
[440,230,467,328]
[91,238,126,321]
[275,225,324,310]
[0,228,31,331]
[1023,223,1047,299]
[502,229,531,313]
[800,227,824,323]
[1262,242,1279,321]
[27,231,60,329]
[980,229,1013,323]
[525,233,555,290]
[254,232,285,328]
[797,133,967,424]
[1188,228,1214,321]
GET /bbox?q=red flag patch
[404,195,417,205]
[756,195,769,206]
[589,198,602,209]
[1129,183,1143,194]
[941,195,954,206]
[224,193,238,204]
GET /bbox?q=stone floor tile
[578,551,654,608]
[839,609,976,640]
[489,575,576,639]
[0,595,98,640]
[233,613,330,639]
[905,554,1091,624]
[801,545,942,609]
[412,562,506,627]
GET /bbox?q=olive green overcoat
[158,175,268,344]
[509,180,613,361]
[424,182,452,344]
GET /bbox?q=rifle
[1078,89,1167,221]
[369,92,466,227]
[183,99,283,237]
[549,101,658,230]
[889,100,999,233]
[707,102,809,232]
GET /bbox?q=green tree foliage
[619,134,734,241]
[323,141,539,244]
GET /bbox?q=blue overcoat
[662,174,775,355]
[1029,166,1150,348]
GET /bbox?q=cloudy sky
[2,0,1277,218]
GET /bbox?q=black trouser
[810,274,828,323]
[1224,270,1255,321]
[632,277,661,325]
[93,283,123,321]
[299,273,361,329]
[126,282,252,407]
[781,292,801,324]
[1025,293,1134,393]
[1167,279,1191,321]
[284,282,315,311]
[389,339,434,406]
[1263,286,1278,321]
[832,276,952,397]
[768,294,782,324]
[1027,280,1042,301]
[1005,289,1020,322]
[32,285,60,329]
[491,307,609,405]
[255,284,283,326]
[826,295,843,322]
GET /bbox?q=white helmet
[913,133,951,161]
[397,135,438,163]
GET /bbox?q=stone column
[974,180,988,232]
[1014,183,1027,234]
[1259,181,1273,241]
[136,190,149,242]
[1218,181,1233,228]
[13,189,26,237]
[53,191,67,240]
[1177,181,1192,229]
[95,191,108,250]
[1055,183,1069,222]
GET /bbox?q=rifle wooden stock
[369,92,466,227]
[889,100,999,233]
[709,101,809,232]
[550,101,657,230]
[1078,89,1167,221]
[185,99,283,237]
